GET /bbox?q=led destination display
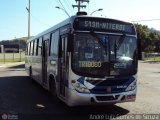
[73,17,136,35]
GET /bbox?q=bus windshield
[72,33,137,77]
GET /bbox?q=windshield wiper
[90,31,107,48]
[90,31,108,56]
[116,34,126,50]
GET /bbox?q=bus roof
[27,15,75,42]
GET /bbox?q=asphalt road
[0,61,160,120]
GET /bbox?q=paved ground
[117,61,160,114]
[0,61,160,120]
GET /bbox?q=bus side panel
[47,55,58,90]
[31,56,43,84]
[36,56,43,84]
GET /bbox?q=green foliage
[14,36,33,41]
[145,56,160,61]
[0,37,30,51]
[14,37,28,41]
[0,36,34,51]
[0,58,25,62]
[0,52,25,62]
[134,23,160,52]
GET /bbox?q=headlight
[125,80,137,91]
[71,80,90,93]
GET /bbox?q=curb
[0,62,25,68]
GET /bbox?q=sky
[0,0,160,41]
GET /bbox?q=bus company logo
[2,114,8,120]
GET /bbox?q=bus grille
[86,78,129,86]
[90,88,125,94]
[87,78,130,94]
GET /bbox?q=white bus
[25,14,138,106]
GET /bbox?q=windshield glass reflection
[72,33,137,77]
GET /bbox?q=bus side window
[58,37,62,58]
[50,31,59,56]
[34,39,37,56]
[25,44,28,55]
[67,34,73,52]
[38,38,42,56]
[30,41,33,56]
[59,36,68,64]
[32,40,35,56]
[29,42,31,55]
[36,39,39,56]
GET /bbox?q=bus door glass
[42,40,49,85]
[58,35,68,97]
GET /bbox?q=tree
[134,23,160,52]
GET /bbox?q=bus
[25,14,138,106]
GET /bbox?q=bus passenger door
[42,40,49,85]
[58,36,68,97]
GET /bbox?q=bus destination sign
[84,21,125,31]
[73,17,136,35]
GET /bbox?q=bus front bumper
[67,88,136,106]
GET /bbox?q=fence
[142,52,160,61]
[2,52,159,62]
[0,52,25,63]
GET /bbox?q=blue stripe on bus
[91,76,135,89]
[77,77,85,85]
[90,76,135,93]
[64,77,85,88]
